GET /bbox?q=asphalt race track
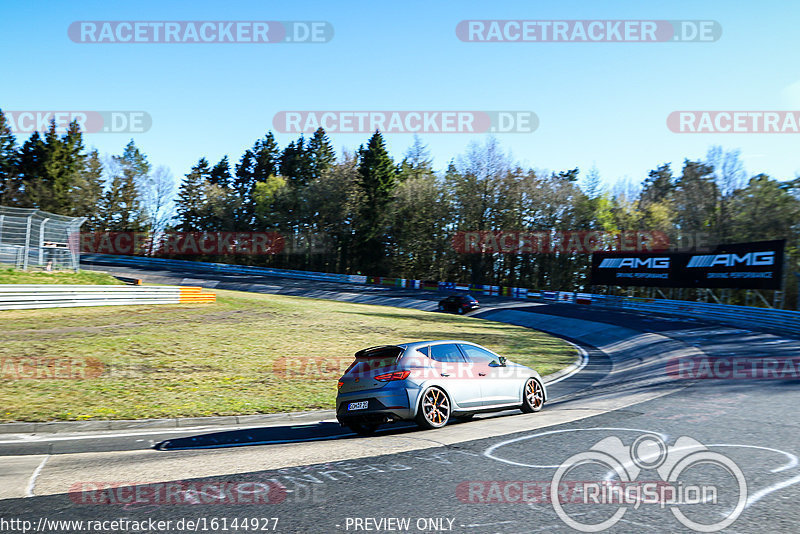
[1,260,799,533]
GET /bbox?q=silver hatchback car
[336,340,547,435]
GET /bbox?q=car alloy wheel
[521,378,544,413]
[415,387,450,429]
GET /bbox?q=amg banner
[590,240,785,289]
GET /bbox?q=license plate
[348,401,368,411]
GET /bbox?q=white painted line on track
[0,421,331,444]
[483,427,669,469]
[544,344,589,385]
[25,455,49,498]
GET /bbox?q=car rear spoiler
[354,345,402,358]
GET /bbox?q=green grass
[0,289,576,422]
[0,268,119,285]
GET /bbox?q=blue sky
[2,0,799,189]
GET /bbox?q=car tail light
[337,381,344,390]
[373,370,411,382]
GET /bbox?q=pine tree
[0,109,20,206]
[307,128,335,181]
[50,120,87,214]
[399,134,433,182]
[252,132,281,182]
[72,149,104,227]
[99,140,150,230]
[175,158,211,232]
[17,131,46,208]
[279,136,313,187]
[354,131,397,273]
[209,156,232,187]
[233,150,256,229]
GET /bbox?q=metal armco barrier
[80,254,800,335]
[81,254,533,296]
[587,294,800,335]
[0,285,216,310]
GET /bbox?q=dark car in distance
[438,295,479,314]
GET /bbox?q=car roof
[400,340,481,350]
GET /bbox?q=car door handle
[478,372,487,376]
[441,373,450,377]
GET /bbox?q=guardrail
[81,254,531,297]
[81,254,800,335]
[586,294,800,335]
[0,285,216,310]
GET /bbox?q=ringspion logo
[3,111,151,134]
[456,20,721,42]
[68,21,333,43]
[272,111,538,134]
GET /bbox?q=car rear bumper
[335,387,414,423]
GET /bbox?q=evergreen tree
[99,140,150,230]
[71,149,104,227]
[0,109,20,206]
[354,131,397,273]
[252,132,281,182]
[17,131,46,208]
[279,137,313,187]
[175,158,211,232]
[233,150,257,229]
[639,163,674,209]
[307,128,335,181]
[209,156,232,187]
[399,135,433,182]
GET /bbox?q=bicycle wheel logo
[551,434,747,532]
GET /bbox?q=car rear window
[347,346,403,374]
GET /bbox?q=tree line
[1,108,798,306]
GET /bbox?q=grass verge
[0,289,576,422]
[0,268,119,285]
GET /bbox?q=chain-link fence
[0,206,86,271]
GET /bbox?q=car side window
[459,344,499,364]
[416,345,429,357]
[430,343,465,363]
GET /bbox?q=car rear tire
[415,387,450,429]
[521,378,545,413]
[345,420,379,436]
